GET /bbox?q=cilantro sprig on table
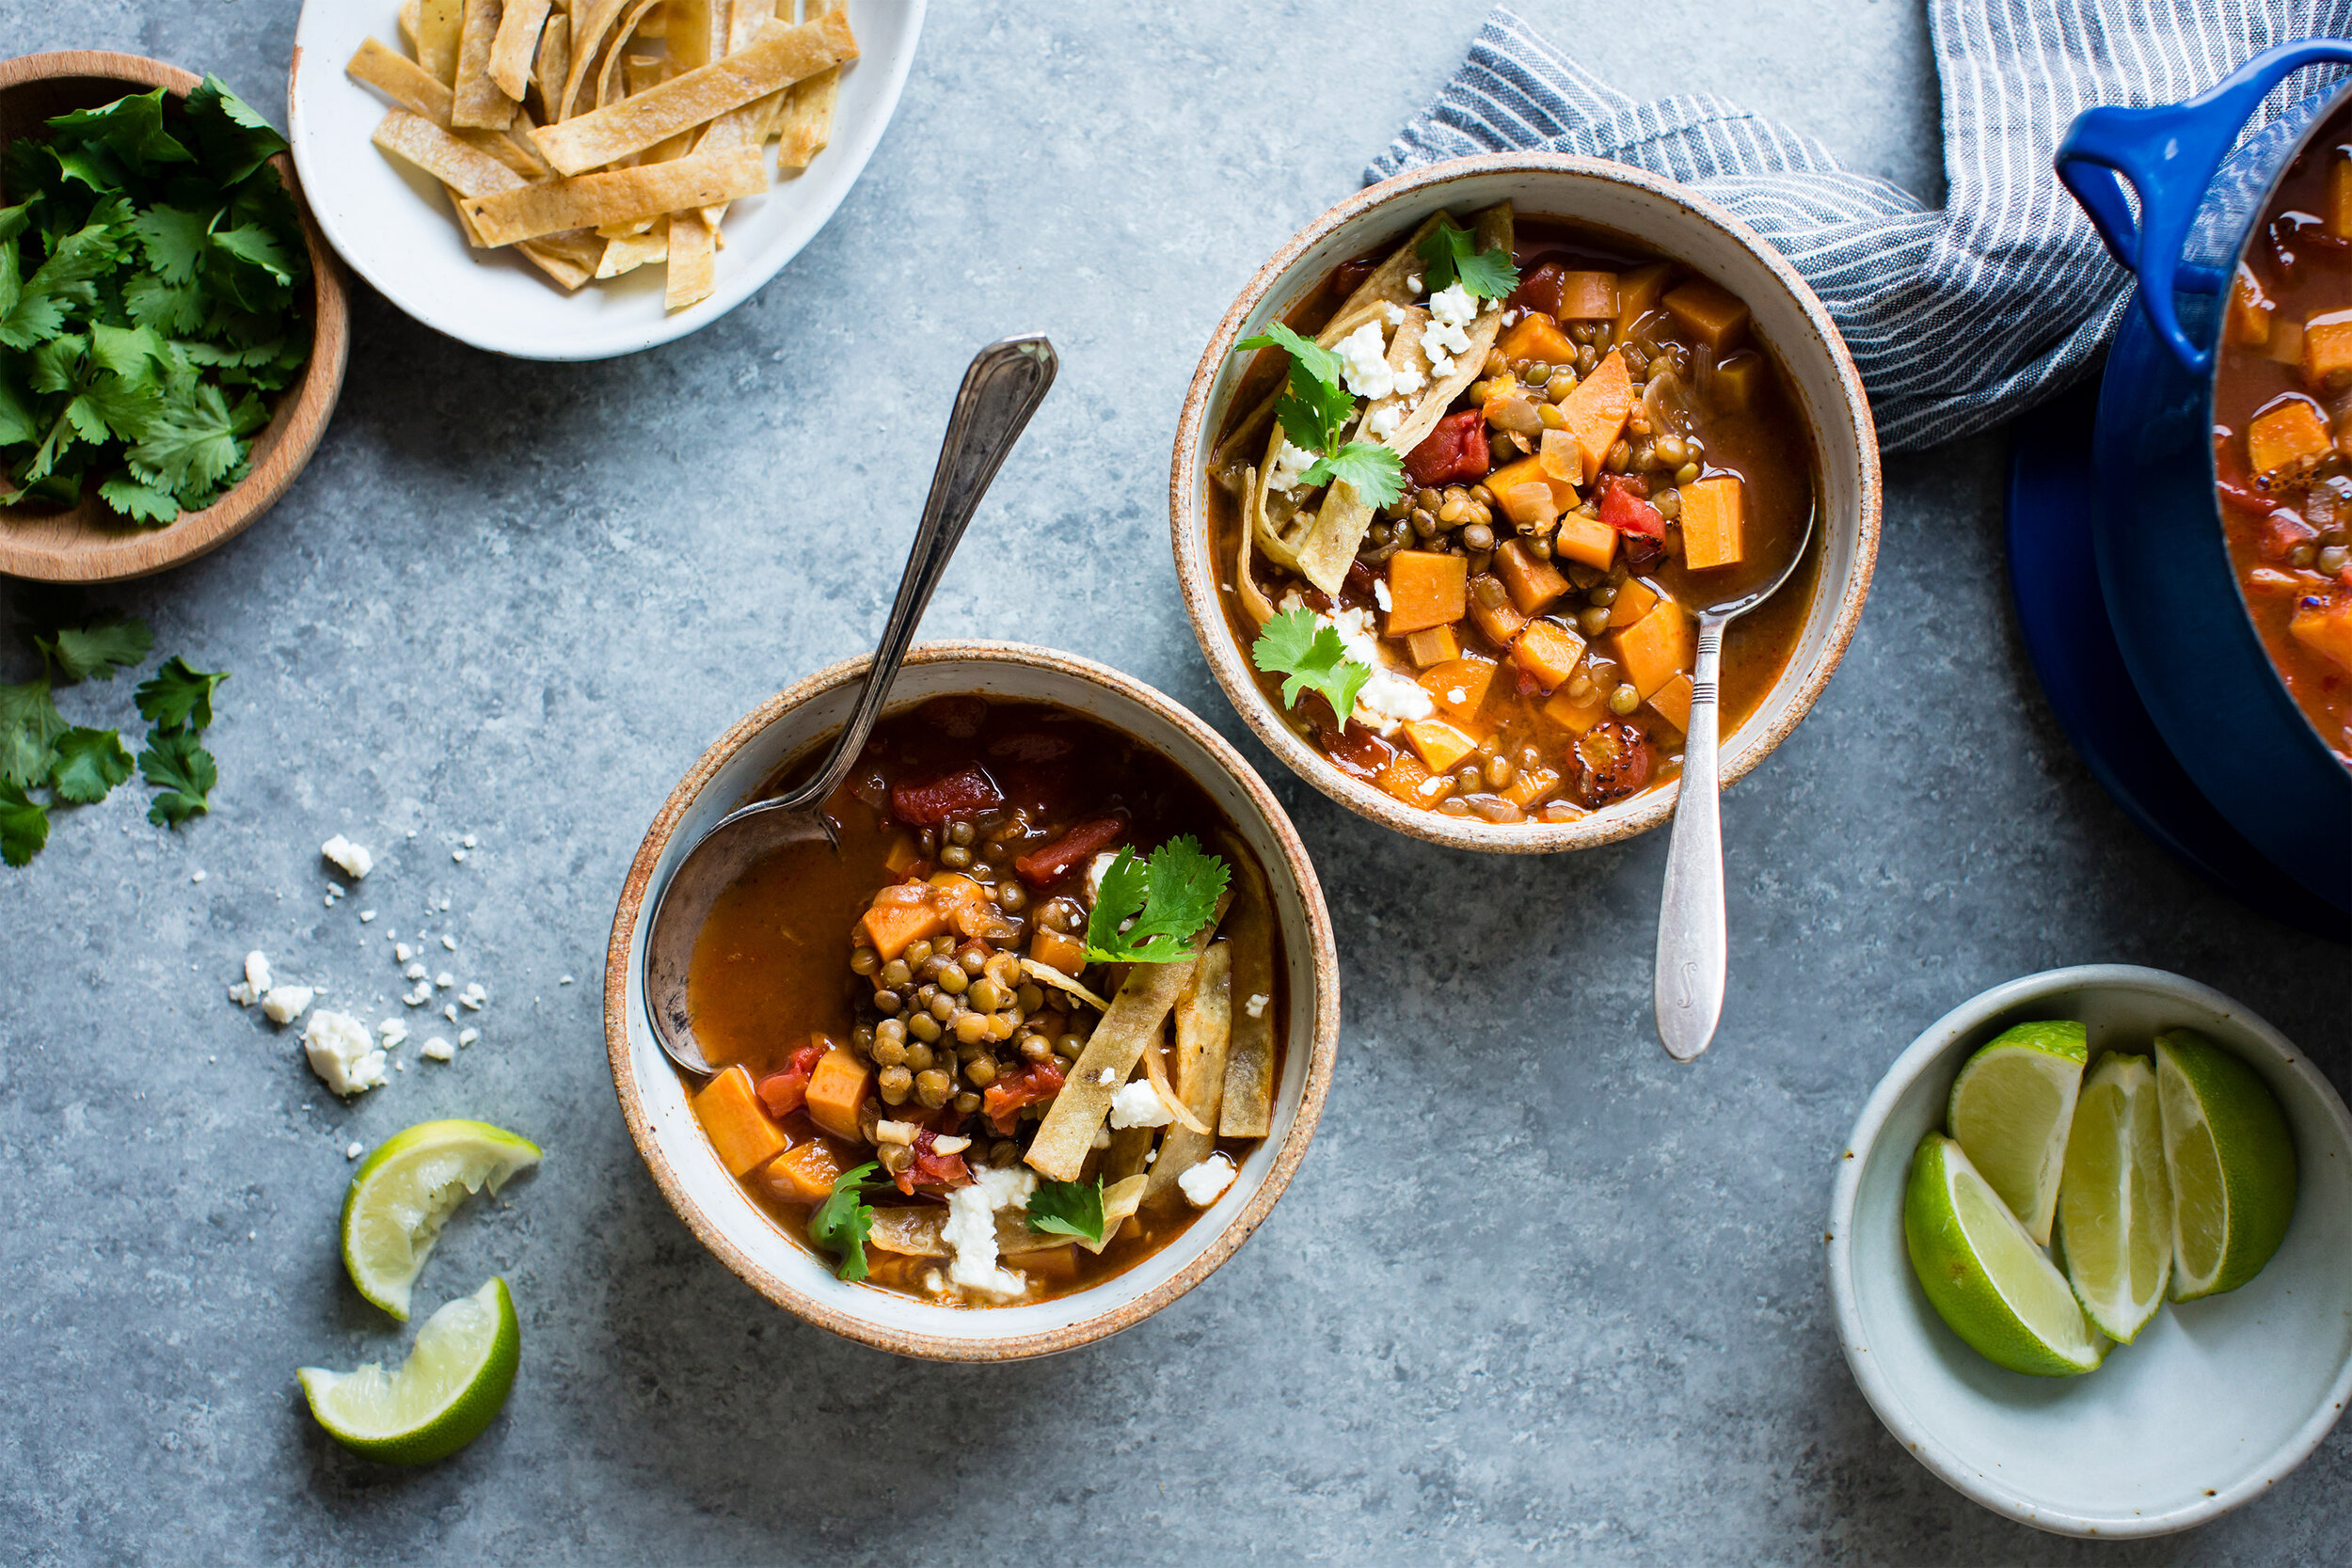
[0,77,309,523]
[1083,836,1231,964]
[0,616,228,864]
[808,1162,882,1281]
[1250,606,1372,730]
[1417,214,1520,300]
[1232,323,1406,510]
[1027,1177,1105,1246]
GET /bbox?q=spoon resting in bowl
[641,336,1058,1078]
[1653,500,1816,1063]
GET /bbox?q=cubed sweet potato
[1404,718,1479,775]
[1466,580,1527,646]
[1486,453,1578,512]
[859,897,946,963]
[1614,599,1692,701]
[2227,264,2274,349]
[1556,350,1633,483]
[1029,924,1086,977]
[1420,656,1497,723]
[1405,625,1461,667]
[1375,750,1436,805]
[882,835,924,877]
[1663,277,1750,352]
[1386,549,1469,635]
[1495,538,1570,614]
[1503,764,1562,809]
[2248,397,2335,479]
[692,1065,788,1177]
[1613,262,1673,343]
[1555,271,1618,320]
[1510,618,1587,692]
[2303,309,2352,389]
[2289,597,2352,673]
[2269,318,2308,369]
[2330,151,2352,240]
[1709,351,1765,412]
[1552,510,1616,571]
[1677,476,1744,570]
[803,1047,873,1142]
[1541,685,1606,736]
[1647,672,1694,733]
[767,1139,848,1205]
[1498,311,1577,367]
[1607,576,1660,629]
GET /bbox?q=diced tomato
[1597,475,1665,540]
[917,695,988,738]
[1329,255,1378,300]
[1014,814,1128,887]
[1507,261,1566,318]
[2258,509,2319,561]
[910,1130,972,1190]
[1515,664,1545,698]
[755,1038,831,1117]
[1576,719,1652,805]
[987,731,1074,764]
[890,764,1004,826]
[983,1057,1065,1135]
[1404,410,1492,488]
[2217,474,2279,515]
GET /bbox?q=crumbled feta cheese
[923,1268,945,1295]
[1333,319,1396,401]
[1328,607,1436,733]
[559,974,575,985]
[1108,1079,1174,1130]
[1178,1152,1239,1207]
[403,988,429,1007]
[1391,363,1428,398]
[1096,1066,1118,1086]
[1267,435,1317,493]
[1406,273,1423,293]
[1245,992,1269,1020]
[942,1184,1025,1299]
[379,1019,409,1045]
[323,896,335,909]
[1365,403,1404,441]
[1084,851,1120,907]
[1373,578,1394,610]
[973,1163,1036,1212]
[1429,282,1478,329]
[1447,686,1469,705]
[1422,282,1479,377]
[346,1142,363,1161]
[322,835,373,880]
[394,943,413,964]
[359,910,376,923]
[434,972,453,990]
[437,897,451,911]
[460,834,476,849]
[302,1010,387,1097]
[261,985,313,1024]
[443,1004,457,1022]
[403,962,427,981]
[1382,301,1406,325]
[421,1037,454,1062]
[452,848,468,863]
[227,982,258,1006]
[190,869,206,884]
[1091,1127,1112,1149]
[327,882,346,897]
[440,935,457,952]
[457,1028,479,1047]
[245,951,274,996]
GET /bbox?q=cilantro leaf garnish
[48,726,134,803]
[1083,836,1231,964]
[1027,1177,1105,1245]
[138,727,216,827]
[1250,606,1372,728]
[807,1162,882,1281]
[1239,322,1356,455]
[0,677,67,787]
[1300,440,1406,510]
[37,617,152,682]
[1417,214,1520,301]
[135,656,229,731]
[0,779,48,867]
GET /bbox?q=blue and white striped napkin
[1372,3,2352,451]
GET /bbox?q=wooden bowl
[0,51,348,583]
[1169,152,1883,854]
[604,642,1343,1360]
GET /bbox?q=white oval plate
[286,0,924,360]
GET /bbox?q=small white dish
[1827,964,2352,1538]
[285,0,924,360]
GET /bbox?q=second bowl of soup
[1171,153,1880,851]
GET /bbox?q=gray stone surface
[0,2,2342,1563]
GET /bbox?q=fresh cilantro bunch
[1250,606,1372,729]
[0,78,310,524]
[1417,214,1520,300]
[1083,836,1230,964]
[1232,322,1406,510]
[0,616,228,865]
[808,1162,882,1280]
[1027,1177,1105,1245]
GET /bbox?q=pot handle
[2056,38,2352,372]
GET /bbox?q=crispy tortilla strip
[515,235,595,290]
[664,0,724,71]
[691,6,791,224]
[1138,1015,1213,1137]
[1233,469,1279,628]
[560,0,653,121]
[487,0,553,102]
[349,38,548,177]
[866,1205,1071,1259]
[1216,832,1276,1138]
[1294,308,1433,594]
[1104,1122,1153,1184]
[1211,388,1279,479]
[453,0,517,129]
[1083,1175,1149,1255]
[1323,210,1450,345]
[373,108,528,197]
[773,0,842,168]
[418,0,467,84]
[459,147,767,245]
[1025,892,1232,1182]
[1146,942,1232,1207]
[1021,958,1109,1012]
[665,209,717,309]
[400,0,424,54]
[533,10,856,176]
[591,0,672,121]
[596,223,669,277]
[530,13,569,122]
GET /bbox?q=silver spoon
[641,335,1058,1076]
[1652,500,1817,1063]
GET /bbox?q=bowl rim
[602,640,1343,1360]
[1168,150,1882,854]
[0,49,350,584]
[1824,961,2352,1538]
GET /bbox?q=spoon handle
[1654,611,1727,1062]
[774,336,1058,812]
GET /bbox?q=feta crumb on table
[321,835,373,880]
[359,911,376,923]
[191,870,206,883]
[434,972,453,990]
[457,1028,479,1047]
[345,1142,363,1161]
[403,962,427,981]
[245,951,274,996]
[559,974,574,985]
[394,943,413,963]
[261,985,313,1025]
[452,848,468,863]
[302,1011,387,1097]
[1178,1152,1239,1207]
[378,1019,409,1045]
[440,935,456,951]
[421,1037,454,1062]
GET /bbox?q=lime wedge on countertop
[298,1277,518,1465]
[1947,1021,2089,1245]
[2056,1053,2172,1341]
[1906,1132,2105,1377]
[2157,1029,2297,1301]
[342,1119,541,1320]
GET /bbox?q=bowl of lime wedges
[1827,965,2352,1539]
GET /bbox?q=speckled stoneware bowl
[1169,152,1881,853]
[606,642,1340,1361]
[1828,965,2352,1538]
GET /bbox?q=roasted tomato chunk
[890,764,1004,826]
[1014,814,1127,887]
[1404,409,1492,488]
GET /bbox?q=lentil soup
[682,696,1284,1307]
[1207,202,1820,824]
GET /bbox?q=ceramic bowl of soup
[1169,152,1880,852]
[606,642,1340,1360]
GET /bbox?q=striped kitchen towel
[1371,3,2352,451]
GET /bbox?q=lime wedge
[2056,1053,2172,1341]
[2156,1029,2297,1301]
[1905,1132,2105,1376]
[1946,1021,2088,1244]
[342,1119,542,1320]
[298,1277,518,1465]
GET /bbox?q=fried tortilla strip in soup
[1215,831,1276,1137]
[1146,942,1232,1208]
